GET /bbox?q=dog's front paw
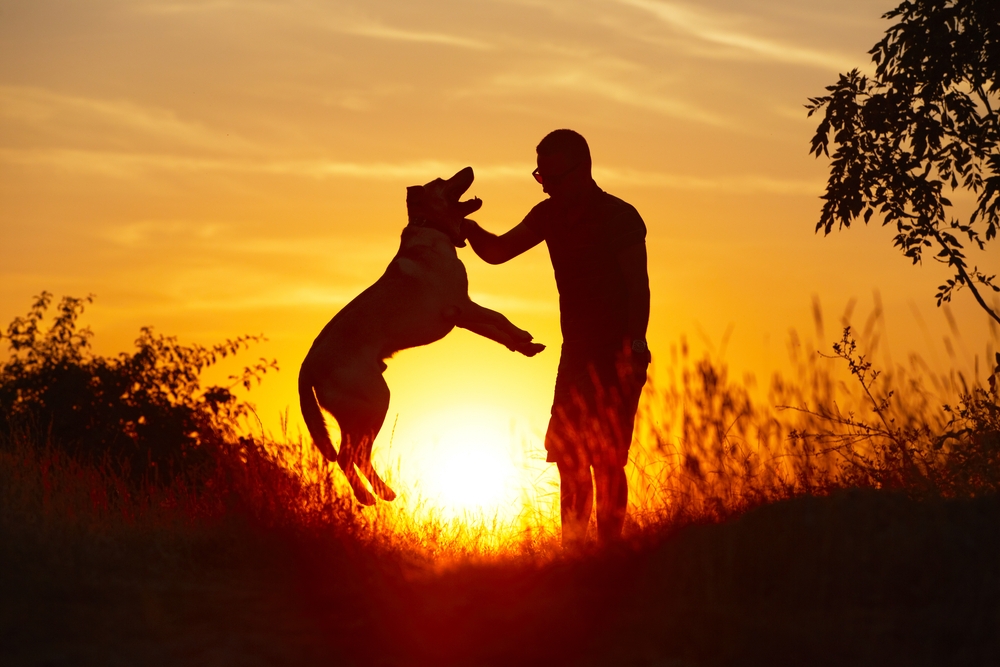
[519,341,546,357]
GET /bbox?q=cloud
[0,85,249,151]
[0,147,819,195]
[133,0,253,14]
[594,166,823,195]
[471,69,733,128]
[180,284,363,311]
[344,22,493,51]
[616,0,857,71]
[133,0,493,50]
[468,292,554,315]
[98,220,228,247]
[97,220,393,266]
[0,148,517,181]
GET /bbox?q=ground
[3,490,998,667]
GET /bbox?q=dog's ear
[406,185,424,214]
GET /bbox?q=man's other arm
[462,219,544,265]
[617,242,650,344]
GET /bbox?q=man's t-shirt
[523,187,646,352]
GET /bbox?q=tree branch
[931,227,1000,326]
[974,85,996,122]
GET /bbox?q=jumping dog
[298,167,545,505]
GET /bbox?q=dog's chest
[393,237,465,286]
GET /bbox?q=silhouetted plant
[938,351,1000,493]
[780,327,1000,497]
[807,0,1000,324]
[0,292,278,482]
[811,327,933,491]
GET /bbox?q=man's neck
[550,179,600,207]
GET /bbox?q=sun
[391,406,542,522]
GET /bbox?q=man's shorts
[544,344,649,468]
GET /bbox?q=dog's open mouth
[448,166,483,216]
[407,166,483,247]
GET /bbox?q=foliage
[3,293,999,665]
[938,351,1000,491]
[641,320,1000,523]
[778,326,1000,497]
[807,0,1000,324]
[0,292,278,482]
[2,291,998,548]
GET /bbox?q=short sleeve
[521,199,554,239]
[608,204,646,252]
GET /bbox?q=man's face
[535,151,588,200]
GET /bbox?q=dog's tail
[298,366,338,462]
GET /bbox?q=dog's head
[406,166,482,247]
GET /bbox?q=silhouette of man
[463,129,650,546]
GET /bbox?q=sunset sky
[2,0,997,510]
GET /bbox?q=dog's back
[305,226,467,366]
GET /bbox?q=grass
[2,319,1000,666]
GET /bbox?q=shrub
[0,292,277,483]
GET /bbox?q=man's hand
[617,242,650,356]
[458,218,477,246]
[616,346,650,392]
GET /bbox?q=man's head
[406,166,482,247]
[534,129,594,200]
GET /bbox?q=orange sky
[2,0,997,509]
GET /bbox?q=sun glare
[388,407,549,523]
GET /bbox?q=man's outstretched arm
[462,218,544,265]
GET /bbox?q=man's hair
[536,129,591,166]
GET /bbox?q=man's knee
[594,463,628,497]
[557,459,589,478]
[593,462,626,481]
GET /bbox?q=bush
[0,292,277,483]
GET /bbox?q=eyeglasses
[532,161,581,185]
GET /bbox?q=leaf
[808,0,1000,325]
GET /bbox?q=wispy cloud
[98,220,392,265]
[0,148,517,182]
[1,147,819,195]
[0,85,249,151]
[345,22,493,51]
[594,166,823,195]
[98,220,228,248]
[472,69,733,128]
[617,0,857,71]
[469,292,555,315]
[180,284,365,311]
[133,0,254,14]
[134,1,493,51]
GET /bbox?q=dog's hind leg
[349,375,396,502]
[321,372,395,505]
[337,430,379,506]
[358,437,396,502]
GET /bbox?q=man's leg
[594,463,628,544]
[557,460,593,548]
